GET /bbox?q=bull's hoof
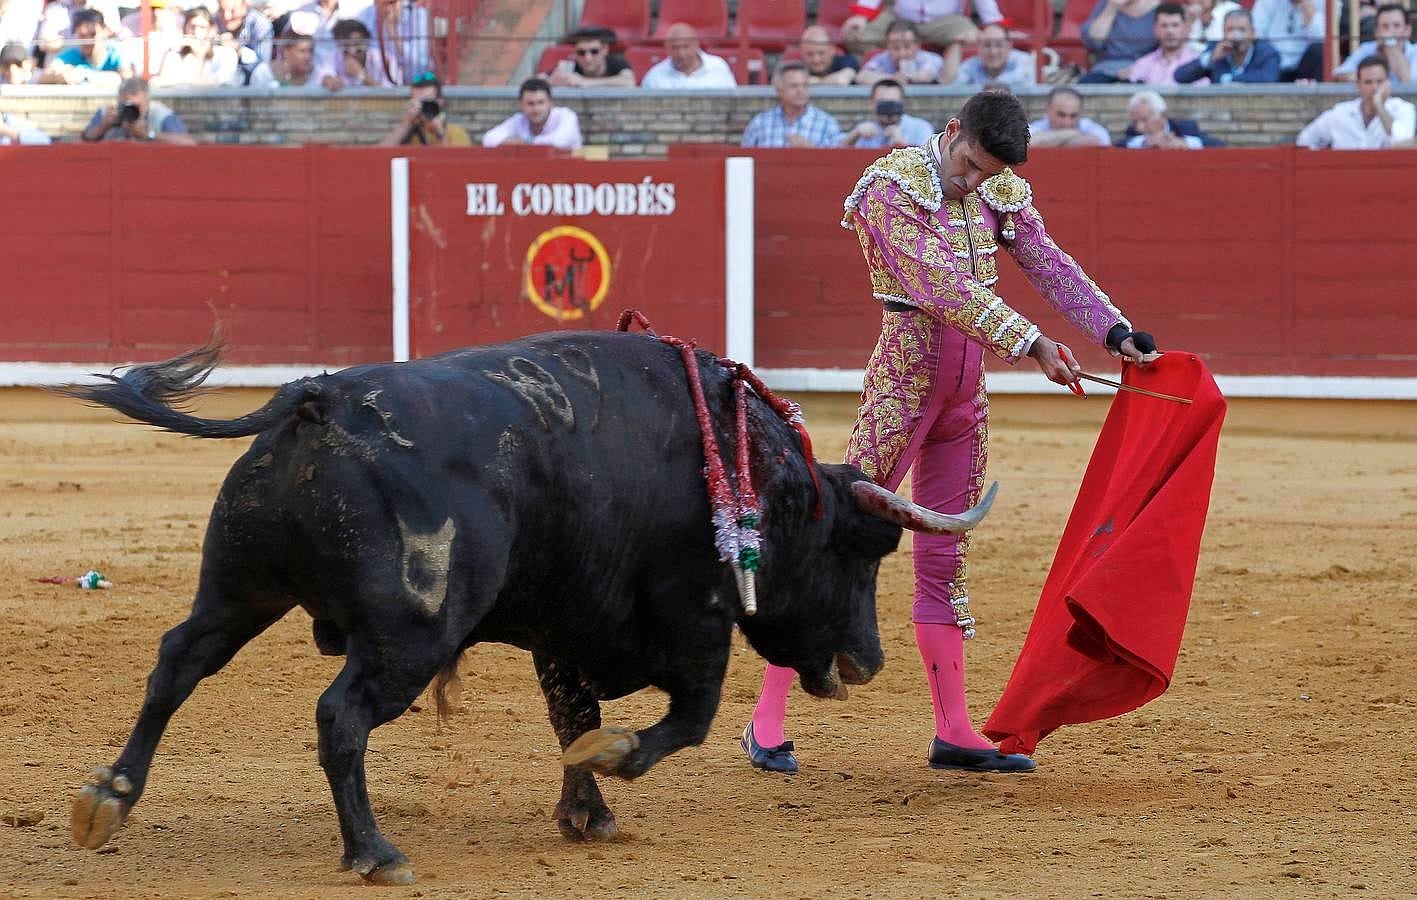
[362,861,416,886]
[561,726,640,776]
[555,799,619,842]
[71,767,131,850]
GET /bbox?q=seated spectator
[1,40,34,83]
[954,23,1035,87]
[294,0,350,76]
[842,78,934,148]
[215,0,275,81]
[480,76,581,149]
[642,23,735,88]
[1298,55,1415,148]
[1175,9,1281,82]
[840,0,998,57]
[1121,2,1201,84]
[247,29,322,88]
[798,24,857,85]
[1251,0,1324,80]
[1121,90,1211,148]
[1,107,50,143]
[357,0,432,86]
[1334,4,1416,83]
[1184,0,1241,52]
[80,76,196,143]
[1028,85,1111,146]
[321,19,388,89]
[740,60,842,148]
[544,26,634,87]
[37,0,123,59]
[1081,0,1160,83]
[378,72,471,144]
[42,8,130,85]
[856,20,956,85]
[155,8,240,85]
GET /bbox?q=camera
[419,99,442,119]
[118,102,141,124]
[875,99,904,122]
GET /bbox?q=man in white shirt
[641,23,735,89]
[1028,86,1111,147]
[841,0,1001,55]
[1297,55,1416,149]
[1250,0,1324,79]
[1334,3,1417,84]
[481,77,583,150]
[953,23,1035,86]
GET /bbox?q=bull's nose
[835,651,880,685]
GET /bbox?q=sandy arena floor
[0,385,1414,898]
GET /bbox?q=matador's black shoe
[928,737,1036,773]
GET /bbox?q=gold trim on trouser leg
[844,311,937,485]
[947,364,989,640]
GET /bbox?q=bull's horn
[852,480,998,535]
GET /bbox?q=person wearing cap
[81,75,196,143]
[380,71,472,145]
[544,26,635,87]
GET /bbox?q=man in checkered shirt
[741,61,844,148]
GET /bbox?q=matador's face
[936,118,1008,201]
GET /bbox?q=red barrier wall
[2,145,1414,378]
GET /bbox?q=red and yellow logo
[523,226,611,321]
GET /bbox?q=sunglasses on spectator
[575,46,602,56]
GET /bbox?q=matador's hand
[1028,335,1081,385]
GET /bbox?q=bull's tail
[430,653,465,729]
[54,335,315,439]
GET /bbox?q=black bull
[61,331,994,885]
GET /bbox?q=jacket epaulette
[840,146,943,228]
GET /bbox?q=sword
[1057,347,1192,405]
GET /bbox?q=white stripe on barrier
[390,157,411,363]
[724,157,755,367]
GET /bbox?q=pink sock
[915,622,995,751]
[750,664,794,748]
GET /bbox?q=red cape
[984,352,1226,755]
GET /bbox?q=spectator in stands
[0,0,43,50]
[43,8,130,85]
[856,20,957,85]
[642,22,735,88]
[1335,4,1415,83]
[954,23,1035,87]
[320,19,387,89]
[1251,0,1324,80]
[1175,9,1281,82]
[0,107,49,143]
[1121,89,1210,148]
[544,26,635,87]
[378,71,472,145]
[1120,2,1200,84]
[294,0,352,76]
[357,0,432,87]
[81,76,196,143]
[840,0,998,57]
[37,0,122,60]
[1184,0,1242,52]
[1298,55,1415,148]
[1028,86,1111,146]
[216,0,275,80]
[1,40,34,83]
[480,76,581,149]
[740,60,842,148]
[155,8,240,85]
[247,29,322,88]
[842,78,934,148]
[1081,0,1160,83]
[798,24,858,85]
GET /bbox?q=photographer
[842,79,934,148]
[81,77,196,144]
[379,72,471,145]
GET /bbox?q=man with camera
[81,77,196,144]
[842,78,934,148]
[379,72,472,146]
[1334,4,1416,84]
[480,77,582,149]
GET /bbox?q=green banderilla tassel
[737,546,760,572]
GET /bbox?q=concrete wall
[2,84,1409,153]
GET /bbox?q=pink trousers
[844,310,990,633]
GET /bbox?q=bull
[62,331,995,884]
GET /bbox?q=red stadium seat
[1055,0,1097,43]
[534,44,576,75]
[734,0,807,51]
[625,45,668,81]
[994,0,1051,51]
[815,0,859,41]
[706,42,768,83]
[579,0,651,40]
[652,0,730,40]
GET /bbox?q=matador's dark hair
[956,90,1030,166]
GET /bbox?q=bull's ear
[821,465,903,558]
